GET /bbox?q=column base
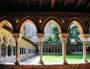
[39,60,44,64]
[62,60,67,64]
[83,59,88,64]
[15,60,20,65]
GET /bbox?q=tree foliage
[43,23,60,44]
[67,24,82,44]
[43,23,82,45]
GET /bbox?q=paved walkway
[21,55,40,65]
[4,55,40,65]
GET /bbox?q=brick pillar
[79,34,90,63]
[37,33,44,64]
[59,33,68,64]
[13,34,20,65]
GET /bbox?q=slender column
[57,46,58,52]
[12,46,13,56]
[59,33,68,64]
[51,46,52,52]
[6,44,8,57]
[54,46,55,52]
[48,47,49,52]
[45,47,46,53]
[80,34,90,63]
[37,33,44,64]
[13,34,20,65]
[0,45,1,58]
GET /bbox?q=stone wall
[0,64,90,69]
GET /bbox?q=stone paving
[4,55,40,65]
[21,55,40,65]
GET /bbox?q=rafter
[51,0,55,8]
[64,0,68,7]
[40,0,42,7]
[75,0,82,8]
[0,0,7,8]
[64,0,75,7]
[85,2,90,10]
[25,0,29,7]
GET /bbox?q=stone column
[79,34,90,63]
[59,33,68,64]
[12,46,13,56]
[57,46,58,52]
[0,44,1,58]
[44,47,46,53]
[13,34,20,65]
[51,46,52,52]
[37,33,44,64]
[6,44,8,57]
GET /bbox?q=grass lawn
[42,54,90,64]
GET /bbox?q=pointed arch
[0,19,13,29]
[19,19,37,34]
[43,18,62,33]
[66,17,84,34]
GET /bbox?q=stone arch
[66,17,84,34]
[43,18,62,33]
[17,16,38,34]
[0,19,13,29]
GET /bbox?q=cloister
[0,0,90,69]
[0,13,90,63]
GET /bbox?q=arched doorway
[0,19,14,64]
[8,45,12,56]
[1,43,6,57]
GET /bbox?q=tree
[50,24,60,42]
[43,23,61,44]
[67,24,82,44]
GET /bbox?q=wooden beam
[63,0,74,7]
[75,0,82,8]
[64,0,68,7]
[51,0,55,8]
[25,0,30,7]
[40,0,42,7]
[85,2,90,10]
[0,0,7,8]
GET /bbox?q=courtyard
[42,54,90,64]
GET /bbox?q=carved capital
[13,33,21,41]
[79,34,90,41]
[59,33,69,41]
[37,33,44,42]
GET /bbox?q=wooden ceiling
[0,0,90,12]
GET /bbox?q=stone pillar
[57,46,58,52]
[6,44,8,57]
[0,45,1,58]
[13,34,20,65]
[12,46,13,56]
[79,34,90,63]
[44,47,46,53]
[51,46,52,52]
[37,33,44,64]
[59,33,68,64]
